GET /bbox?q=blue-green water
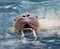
[0,0,60,49]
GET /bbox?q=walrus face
[14,13,40,34]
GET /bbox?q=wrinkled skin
[14,13,41,34]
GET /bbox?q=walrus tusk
[21,29,37,38]
[21,31,25,37]
[32,30,37,38]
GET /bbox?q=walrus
[13,13,41,37]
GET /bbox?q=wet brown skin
[13,13,41,33]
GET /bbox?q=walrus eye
[36,16,38,18]
[27,14,30,17]
[14,19,16,21]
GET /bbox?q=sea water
[0,0,60,49]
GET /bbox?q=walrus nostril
[23,15,25,17]
[27,14,30,17]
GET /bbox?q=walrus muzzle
[14,13,41,37]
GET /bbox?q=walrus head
[14,13,41,37]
